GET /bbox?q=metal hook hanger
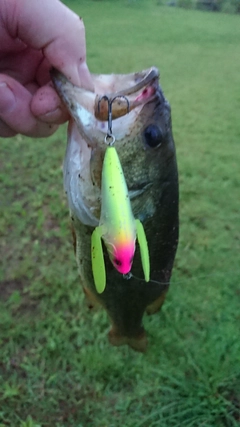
[97,95,130,145]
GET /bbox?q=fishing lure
[91,144,150,293]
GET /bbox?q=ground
[0,1,240,426]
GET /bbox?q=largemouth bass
[51,67,179,352]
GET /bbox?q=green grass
[1,1,240,426]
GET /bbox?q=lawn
[0,1,240,426]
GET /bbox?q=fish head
[51,66,172,226]
[51,66,179,352]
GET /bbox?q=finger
[0,75,58,137]
[7,0,94,91]
[36,58,52,86]
[0,46,43,85]
[31,84,69,124]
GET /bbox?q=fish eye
[144,124,163,148]
[114,258,122,267]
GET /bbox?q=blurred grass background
[0,1,240,426]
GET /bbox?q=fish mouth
[94,67,159,120]
[51,68,159,226]
[51,66,159,123]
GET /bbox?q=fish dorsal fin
[135,219,150,282]
[91,226,106,293]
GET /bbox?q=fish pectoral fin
[135,219,150,282]
[91,226,106,293]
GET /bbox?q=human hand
[0,0,93,138]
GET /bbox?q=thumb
[5,0,93,90]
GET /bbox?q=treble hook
[97,95,130,145]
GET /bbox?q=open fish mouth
[51,66,159,131]
[50,66,179,351]
[50,67,161,225]
[94,67,159,120]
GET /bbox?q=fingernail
[0,83,16,113]
[37,107,67,124]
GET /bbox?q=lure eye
[144,124,163,148]
[114,258,122,267]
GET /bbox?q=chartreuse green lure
[91,146,150,293]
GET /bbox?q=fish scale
[51,67,179,352]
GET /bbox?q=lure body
[91,146,149,293]
[100,146,136,274]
